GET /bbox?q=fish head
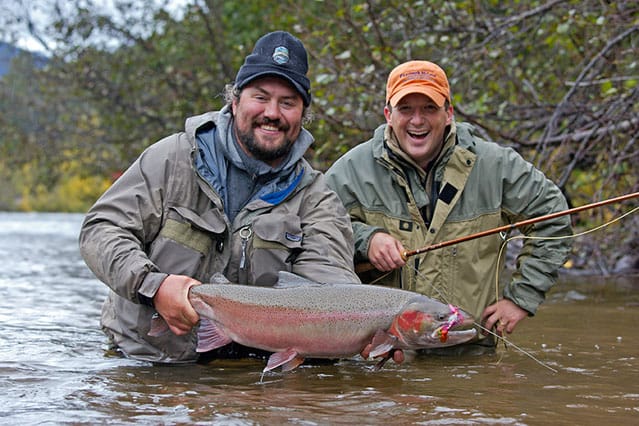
[389,297,477,349]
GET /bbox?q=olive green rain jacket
[326,121,572,345]
[79,108,359,363]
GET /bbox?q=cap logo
[400,70,437,82]
[272,46,290,64]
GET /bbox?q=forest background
[0,0,637,274]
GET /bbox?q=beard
[236,118,295,163]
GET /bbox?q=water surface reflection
[1,213,637,424]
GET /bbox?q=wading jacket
[326,121,572,344]
[79,108,359,363]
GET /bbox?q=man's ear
[383,105,392,124]
[445,105,454,125]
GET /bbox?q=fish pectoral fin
[368,329,398,358]
[264,349,305,372]
[148,313,169,337]
[196,318,233,352]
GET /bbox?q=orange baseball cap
[386,60,450,107]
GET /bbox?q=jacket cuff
[354,224,386,261]
[503,282,543,316]
[137,271,169,307]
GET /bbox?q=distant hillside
[0,41,49,77]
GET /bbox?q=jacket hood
[184,105,314,174]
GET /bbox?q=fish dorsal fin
[274,271,320,289]
[209,272,231,285]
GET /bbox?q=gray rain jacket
[79,107,359,363]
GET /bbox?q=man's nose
[410,110,427,124]
[263,100,281,119]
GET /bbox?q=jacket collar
[185,105,315,177]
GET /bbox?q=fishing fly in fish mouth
[434,304,464,342]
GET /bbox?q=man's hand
[481,299,528,336]
[153,274,201,336]
[368,232,406,272]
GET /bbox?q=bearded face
[232,76,304,166]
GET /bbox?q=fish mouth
[427,304,477,346]
[401,326,476,349]
[436,328,477,346]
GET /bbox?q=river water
[1,212,637,425]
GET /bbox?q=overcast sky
[3,0,192,54]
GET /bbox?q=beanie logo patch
[272,46,290,65]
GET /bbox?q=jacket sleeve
[78,136,178,304]
[325,151,386,263]
[291,170,361,284]
[498,146,573,314]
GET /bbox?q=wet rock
[614,254,639,273]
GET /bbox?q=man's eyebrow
[251,84,299,100]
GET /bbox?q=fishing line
[493,205,639,305]
[408,204,639,372]
[408,264,559,372]
[485,205,639,369]
[493,209,638,314]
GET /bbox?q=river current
[0,212,637,425]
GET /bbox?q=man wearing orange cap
[326,60,572,352]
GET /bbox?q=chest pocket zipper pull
[239,226,252,269]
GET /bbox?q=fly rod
[356,191,639,273]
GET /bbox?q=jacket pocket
[149,206,226,278]
[243,213,304,286]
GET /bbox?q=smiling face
[384,93,454,169]
[232,76,305,166]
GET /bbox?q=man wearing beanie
[79,31,359,363]
[326,60,572,354]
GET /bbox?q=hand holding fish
[360,344,405,365]
[153,274,201,336]
[368,232,407,272]
[481,299,528,336]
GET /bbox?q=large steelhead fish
[151,272,476,372]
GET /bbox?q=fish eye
[437,312,448,321]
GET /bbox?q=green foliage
[0,0,637,221]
